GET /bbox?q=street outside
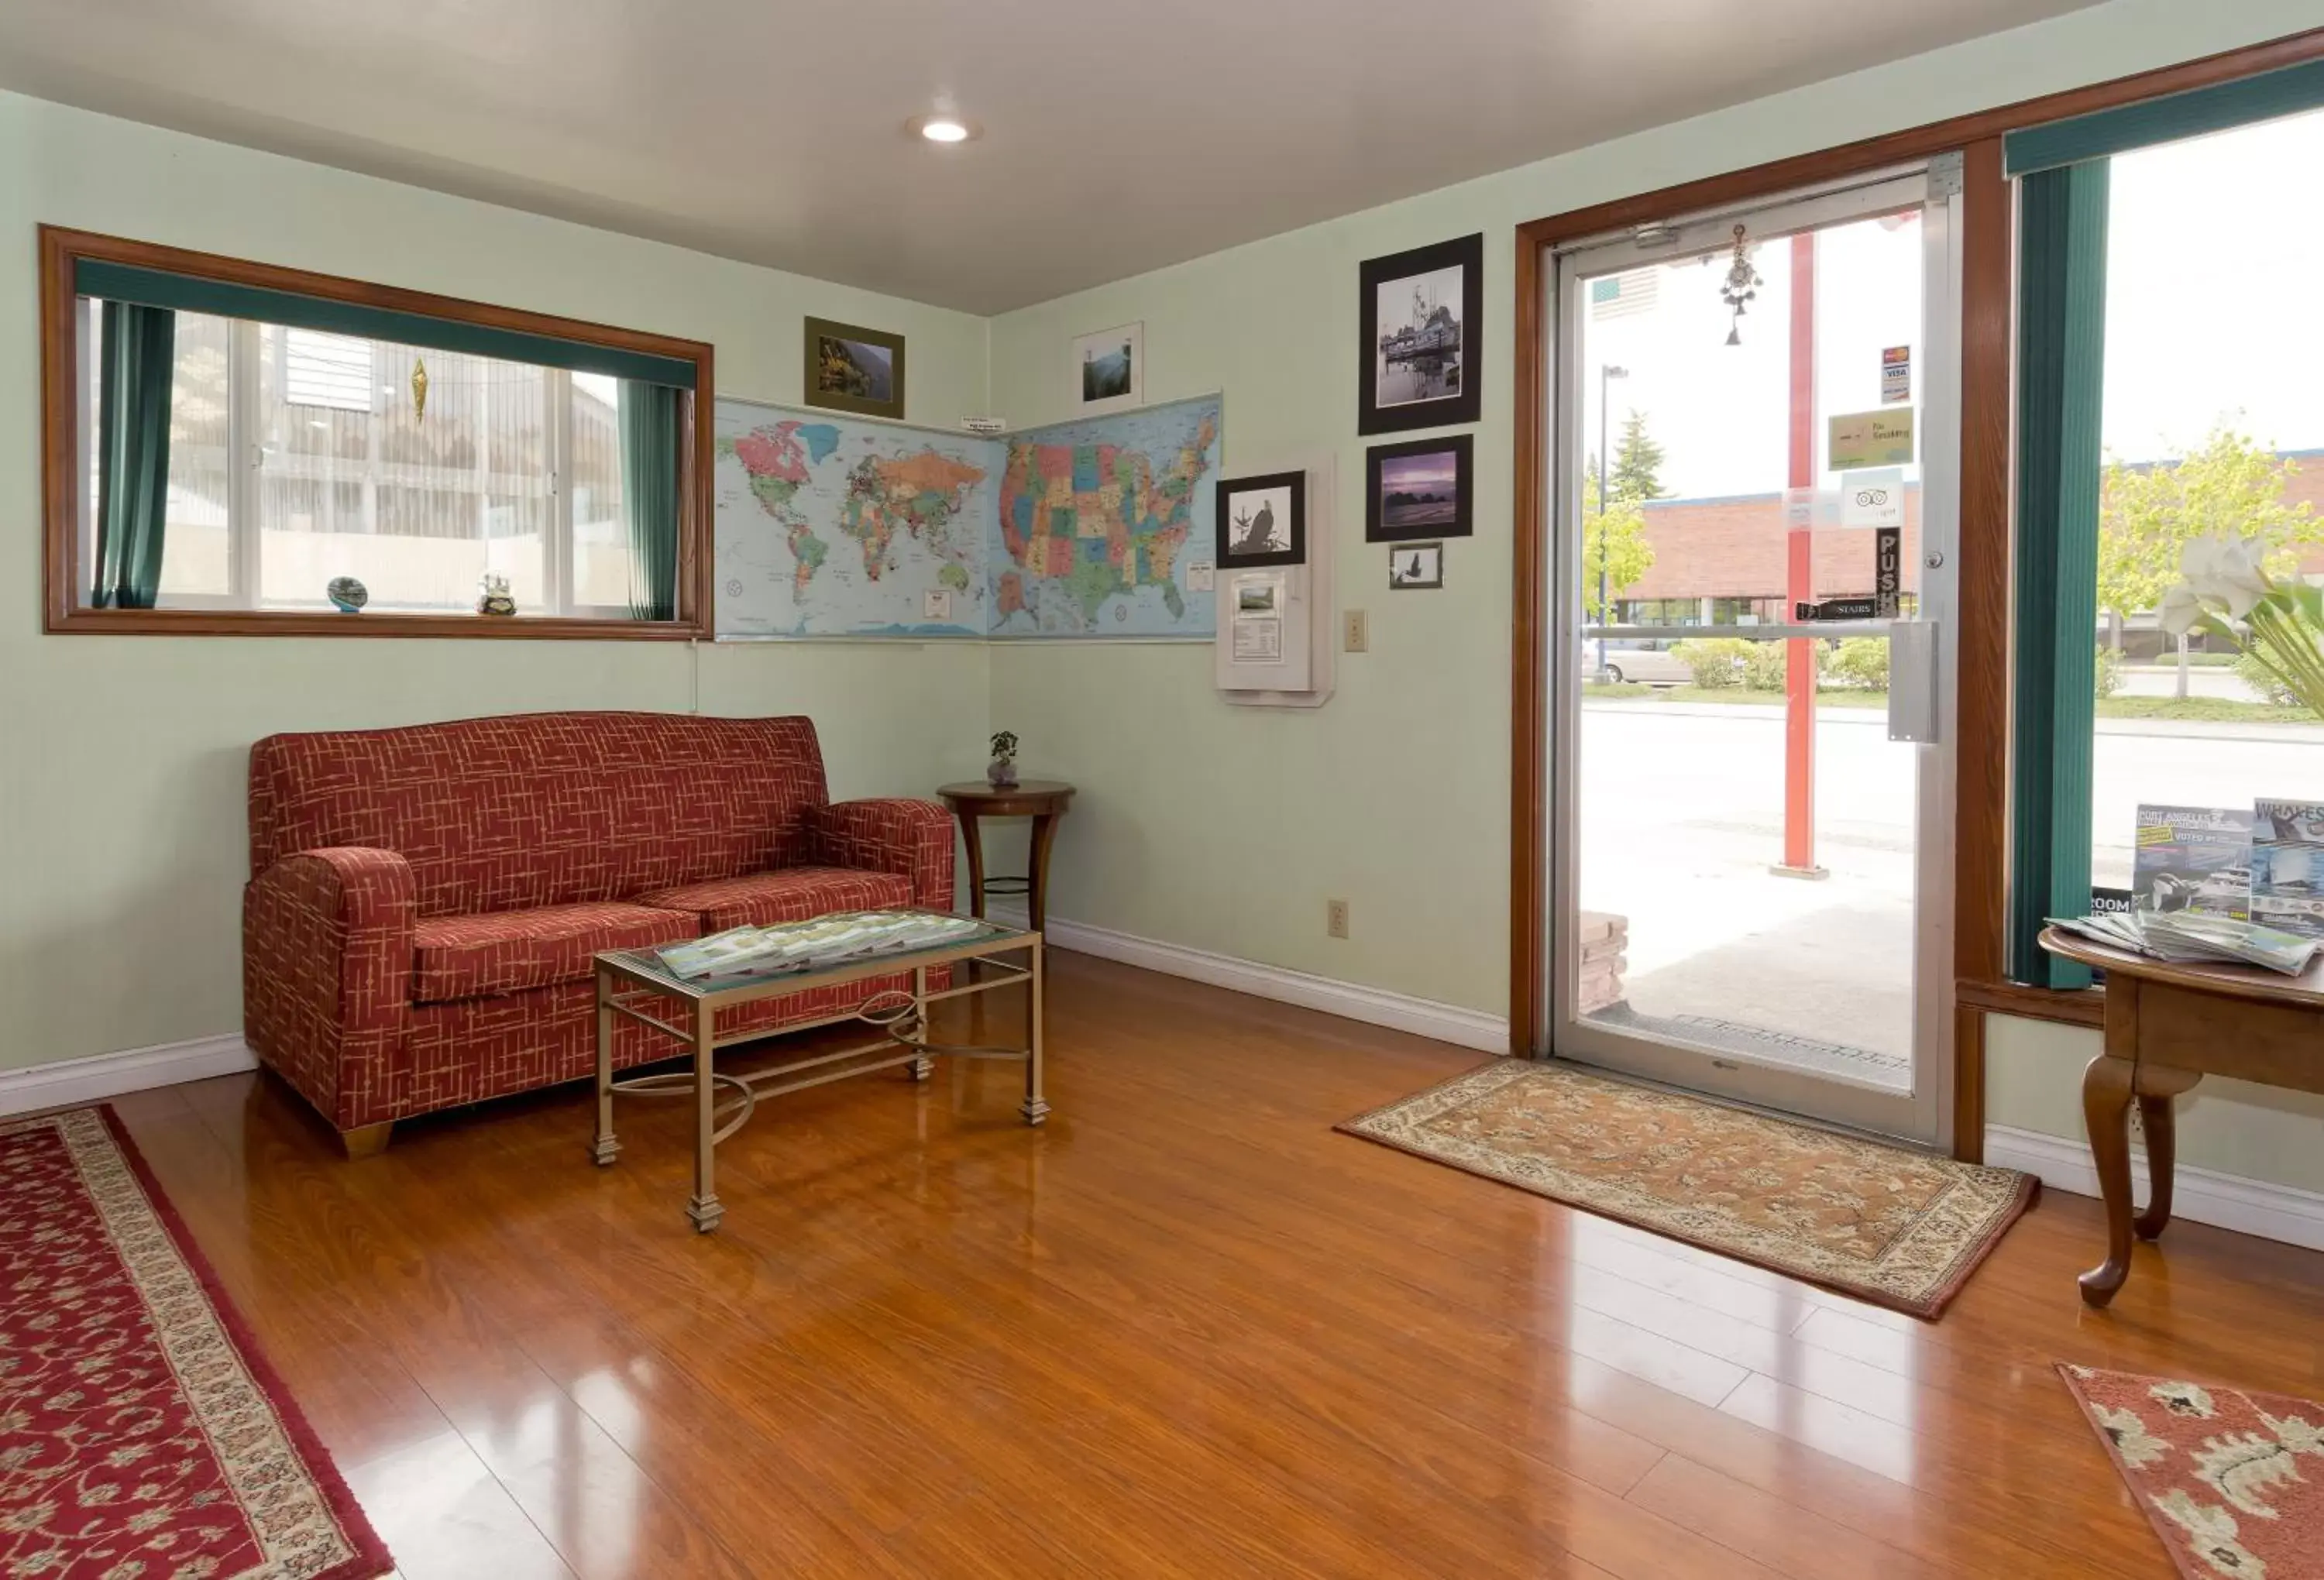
[1575,698,2324,1075]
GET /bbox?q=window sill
[44,606,705,641]
[1955,976,2106,1029]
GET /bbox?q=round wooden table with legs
[938,781,1076,932]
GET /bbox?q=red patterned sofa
[242,712,954,1156]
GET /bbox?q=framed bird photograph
[1215,470,1306,568]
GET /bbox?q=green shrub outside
[1825,638,1889,691]
[2093,644,2123,700]
[1669,637,1753,689]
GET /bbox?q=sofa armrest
[242,847,415,1132]
[807,799,957,912]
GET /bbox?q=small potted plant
[988,730,1019,788]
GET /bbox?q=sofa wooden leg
[338,1121,394,1160]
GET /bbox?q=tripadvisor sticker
[1828,408,1915,470]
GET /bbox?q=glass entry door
[1548,167,1961,1145]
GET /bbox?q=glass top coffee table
[590,911,1045,1232]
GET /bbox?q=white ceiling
[0,0,2097,314]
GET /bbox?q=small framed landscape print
[1072,321,1143,414]
[803,317,906,420]
[1359,232,1483,434]
[1367,433,1472,542]
[1388,541,1443,590]
[1215,470,1305,568]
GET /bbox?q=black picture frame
[803,316,906,420]
[1358,232,1483,435]
[1367,434,1472,543]
[1215,470,1307,568]
[1387,541,1444,590]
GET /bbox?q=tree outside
[2097,428,2321,697]
[1583,412,1665,621]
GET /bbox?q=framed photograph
[803,317,906,420]
[1072,321,1143,413]
[1367,434,1472,542]
[1388,541,1443,590]
[1215,470,1306,568]
[1358,232,1482,434]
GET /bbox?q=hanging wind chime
[1719,223,1762,346]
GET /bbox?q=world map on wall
[715,408,995,637]
[993,398,1222,637]
[713,396,1222,640]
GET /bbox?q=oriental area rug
[1339,1060,2036,1318]
[2061,1363,2324,1580]
[0,1106,390,1580]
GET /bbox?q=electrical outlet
[1326,898,1349,939]
[1343,610,1369,652]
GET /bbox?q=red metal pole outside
[1779,231,1824,878]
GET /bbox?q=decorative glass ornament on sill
[477,572,517,617]
[1720,224,1762,346]
[325,575,368,613]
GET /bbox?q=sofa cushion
[249,713,831,918]
[411,902,699,1005]
[631,867,916,933]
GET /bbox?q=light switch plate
[1343,610,1368,652]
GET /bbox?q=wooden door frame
[1508,27,2324,1156]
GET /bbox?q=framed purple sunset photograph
[1365,433,1472,542]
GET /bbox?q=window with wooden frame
[40,228,713,637]
[2003,60,2324,988]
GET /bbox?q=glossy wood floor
[107,950,2324,1579]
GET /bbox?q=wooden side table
[938,781,1076,932]
[2039,926,2324,1307]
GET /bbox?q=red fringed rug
[2061,1362,2324,1579]
[1,1106,390,1580]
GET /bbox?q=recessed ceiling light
[909,115,978,144]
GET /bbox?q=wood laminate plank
[95,948,2324,1579]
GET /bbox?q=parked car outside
[1593,642,1693,686]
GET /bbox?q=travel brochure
[2061,795,2324,974]
[655,911,983,982]
[2045,910,2323,976]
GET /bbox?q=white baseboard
[992,904,1510,1055]
[0,1033,257,1118]
[1985,1123,2324,1253]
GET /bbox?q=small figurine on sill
[477,572,517,617]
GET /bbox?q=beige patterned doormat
[1339,1060,2037,1319]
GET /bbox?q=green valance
[2006,57,2324,176]
[74,259,696,389]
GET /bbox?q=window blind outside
[73,259,696,390]
[2005,57,2324,175]
[2006,161,2111,990]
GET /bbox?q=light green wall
[0,91,993,1072]
[1989,1014,2324,1194]
[987,0,2322,1028]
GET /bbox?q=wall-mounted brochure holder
[1215,456,1335,708]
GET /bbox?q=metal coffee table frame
[590,918,1045,1232]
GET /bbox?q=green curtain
[2006,161,2111,990]
[619,381,681,622]
[93,301,177,610]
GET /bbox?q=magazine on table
[2131,804,2252,920]
[2046,911,2324,976]
[654,911,983,981]
[2250,800,2324,940]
